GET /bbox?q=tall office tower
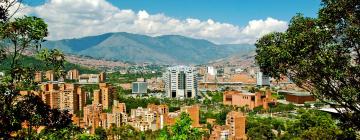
[163,66,197,98]
[132,82,148,94]
[207,66,217,76]
[256,71,270,86]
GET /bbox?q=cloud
[16,0,288,44]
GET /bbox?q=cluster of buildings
[128,104,200,131]
[17,65,316,139]
[34,69,106,83]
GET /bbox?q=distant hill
[43,32,255,64]
[0,55,98,74]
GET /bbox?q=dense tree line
[0,1,76,138]
[255,0,360,129]
[246,109,356,140]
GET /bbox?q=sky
[16,0,322,44]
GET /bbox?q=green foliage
[246,109,352,139]
[270,103,296,113]
[159,112,203,140]
[206,91,223,103]
[117,96,160,113]
[246,116,278,140]
[284,109,344,139]
[313,102,325,108]
[0,15,73,139]
[95,127,107,140]
[255,0,360,129]
[215,108,231,125]
[247,123,276,140]
[74,133,100,140]
[36,125,82,140]
[0,55,98,74]
[115,92,199,114]
[304,103,311,108]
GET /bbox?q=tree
[246,116,278,140]
[95,127,107,140]
[159,112,203,140]
[255,0,360,129]
[284,109,345,139]
[247,124,276,140]
[0,4,71,138]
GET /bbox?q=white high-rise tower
[163,66,197,98]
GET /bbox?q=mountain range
[43,32,255,64]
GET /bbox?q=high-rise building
[99,72,106,83]
[34,71,42,82]
[45,70,55,81]
[163,66,197,98]
[180,105,200,127]
[132,82,148,94]
[40,82,87,114]
[226,111,246,140]
[92,83,112,110]
[207,66,217,76]
[256,72,270,86]
[59,84,79,114]
[66,69,79,80]
[113,100,126,113]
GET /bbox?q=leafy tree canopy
[255,0,360,129]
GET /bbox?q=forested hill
[0,55,98,74]
[43,32,255,64]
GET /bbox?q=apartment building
[130,107,158,131]
[226,111,246,140]
[210,111,246,140]
[83,101,127,134]
[129,104,170,131]
[59,83,79,114]
[40,82,86,114]
[163,66,197,98]
[223,90,276,110]
[45,70,55,81]
[99,72,106,83]
[34,71,42,82]
[66,69,80,80]
[209,125,230,140]
[180,105,200,127]
[165,105,200,128]
[91,83,112,110]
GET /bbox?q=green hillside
[43,32,255,64]
[0,55,98,74]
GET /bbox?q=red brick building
[223,90,276,110]
[285,92,316,104]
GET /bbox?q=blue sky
[23,0,321,27]
[19,0,321,44]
